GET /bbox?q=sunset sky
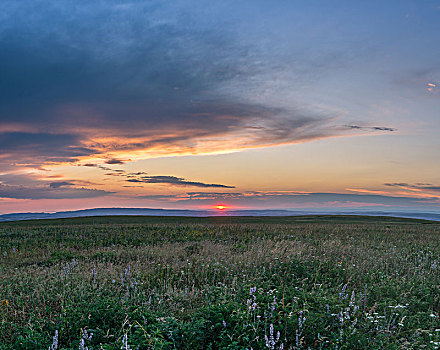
[1,0,440,214]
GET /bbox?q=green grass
[0,216,439,349]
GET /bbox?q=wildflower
[78,339,86,350]
[48,330,59,350]
[121,333,132,350]
[349,291,355,307]
[82,329,93,341]
[339,284,348,300]
[77,329,93,350]
[265,323,282,350]
[90,266,97,283]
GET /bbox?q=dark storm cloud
[0,0,397,171]
[0,184,112,199]
[126,176,235,188]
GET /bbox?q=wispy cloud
[136,190,439,208]
[0,184,112,199]
[0,173,111,199]
[384,183,440,192]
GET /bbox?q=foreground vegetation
[0,215,439,349]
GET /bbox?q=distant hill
[0,207,295,222]
[0,207,439,222]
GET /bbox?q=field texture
[0,216,439,349]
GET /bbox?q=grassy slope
[1,214,435,226]
[0,216,439,349]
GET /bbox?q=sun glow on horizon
[216,205,226,210]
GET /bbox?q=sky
[1,0,440,214]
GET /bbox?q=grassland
[0,215,439,349]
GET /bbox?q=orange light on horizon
[216,205,226,210]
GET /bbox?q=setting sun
[216,205,226,210]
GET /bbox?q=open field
[1,216,439,349]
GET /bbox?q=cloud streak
[384,183,440,192]
[49,181,75,189]
[344,125,397,132]
[105,159,126,165]
[127,176,235,189]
